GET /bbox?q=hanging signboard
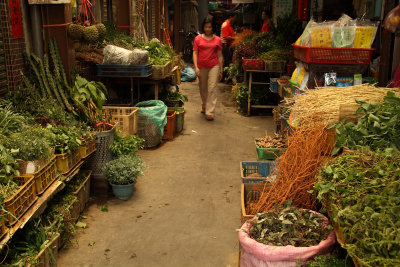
[232,0,254,3]
[28,0,71,4]
[9,0,23,39]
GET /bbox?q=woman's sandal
[205,115,214,121]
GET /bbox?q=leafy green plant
[4,127,52,162]
[102,155,146,185]
[0,102,26,136]
[110,133,144,158]
[0,143,20,179]
[135,39,174,65]
[224,62,241,81]
[332,91,400,154]
[71,75,108,125]
[46,125,82,155]
[315,150,400,267]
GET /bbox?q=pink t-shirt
[193,35,222,69]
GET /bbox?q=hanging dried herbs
[247,203,331,247]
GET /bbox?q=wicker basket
[241,182,268,224]
[137,115,162,148]
[86,125,116,175]
[102,106,139,136]
[71,171,92,213]
[4,175,37,225]
[151,61,171,79]
[56,150,81,175]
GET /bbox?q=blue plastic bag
[181,65,197,82]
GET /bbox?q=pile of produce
[251,125,332,213]
[315,150,400,267]
[247,203,331,247]
[277,97,295,119]
[332,91,400,154]
[259,49,288,61]
[135,39,173,65]
[255,133,286,148]
[290,84,393,127]
[68,23,106,44]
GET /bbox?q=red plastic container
[292,44,374,65]
[242,58,265,70]
[162,110,177,140]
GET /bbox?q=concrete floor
[57,80,275,267]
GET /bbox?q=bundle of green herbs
[109,133,144,158]
[246,202,331,247]
[314,150,400,266]
[46,125,82,155]
[332,91,400,155]
[135,39,174,65]
[0,102,26,136]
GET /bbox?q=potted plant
[102,155,146,200]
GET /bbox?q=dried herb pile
[315,150,400,267]
[251,125,331,213]
[255,133,286,149]
[277,97,295,120]
[291,85,393,127]
[248,203,330,247]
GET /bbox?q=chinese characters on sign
[9,0,23,39]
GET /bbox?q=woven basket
[137,115,162,148]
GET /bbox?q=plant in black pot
[102,155,146,200]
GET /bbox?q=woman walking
[193,17,223,121]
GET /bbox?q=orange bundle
[251,125,332,214]
[232,29,254,47]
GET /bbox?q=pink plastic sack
[238,211,336,267]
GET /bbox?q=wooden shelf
[0,159,86,249]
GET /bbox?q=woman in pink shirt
[193,17,223,121]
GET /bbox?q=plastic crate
[240,161,277,183]
[56,150,81,175]
[292,44,374,65]
[241,182,270,224]
[255,141,286,160]
[14,156,58,195]
[162,110,177,140]
[97,64,152,77]
[86,125,116,175]
[4,175,37,225]
[0,219,8,238]
[264,60,286,72]
[151,61,171,79]
[242,58,265,71]
[270,78,279,93]
[168,107,185,133]
[102,106,139,136]
[78,138,96,159]
[27,233,60,267]
[71,171,92,213]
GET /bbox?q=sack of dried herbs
[238,204,336,267]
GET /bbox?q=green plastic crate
[255,140,286,160]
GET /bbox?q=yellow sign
[354,26,375,48]
[310,28,332,47]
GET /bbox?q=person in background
[261,10,272,33]
[193,16,223,121]
[221,12,237,77]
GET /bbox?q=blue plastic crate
[97,64,152,77]
[240,161,277,183]
[270,78,279,93]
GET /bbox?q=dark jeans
[222,43,233,68]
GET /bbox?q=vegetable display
[110,134,144,158]
[252,125,332,214]
[255,133,286,149]
[290,84,393,127]
[247,203,331,247]
[332,91,400,154]
[315,150,400,267]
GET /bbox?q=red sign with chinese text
[9,0,23,39]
